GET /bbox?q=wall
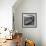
[13,0,42,46]
[41,0,46,46]
[0,0,16,30]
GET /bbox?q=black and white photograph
[22,13,37,28]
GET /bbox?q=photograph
[22,13,37,28]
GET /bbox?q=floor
[0,39,16,46]
[0,33,23,46]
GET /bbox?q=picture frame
[22,13,37,28]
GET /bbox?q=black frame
[22,13,37,28]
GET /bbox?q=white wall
[13,0,41,46]
[0,0,16,30]
[13,0,46,46]
[41,0,46,46]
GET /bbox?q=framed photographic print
[22,13,37,28]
